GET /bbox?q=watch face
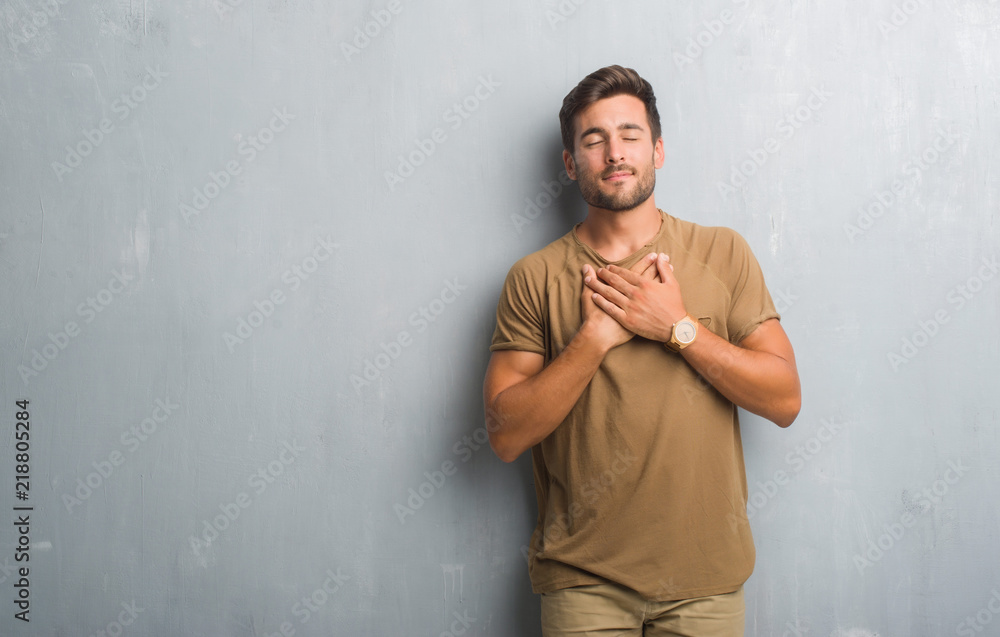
[676,320,697,344]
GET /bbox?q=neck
[576,199,662,262]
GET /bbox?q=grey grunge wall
[1,1,998,635]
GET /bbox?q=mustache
[601,165,636,178]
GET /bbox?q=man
[483,65,801,636]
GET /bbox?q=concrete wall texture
[1,1,998,635]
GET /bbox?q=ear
[653,137,665,169]
[563,149,577,180]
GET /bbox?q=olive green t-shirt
[490,209,780,600]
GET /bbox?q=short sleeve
[724,230,780,344]
[490,261,546,355]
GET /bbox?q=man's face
[563,94,664,212]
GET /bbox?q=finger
[583,269,628,306]
[591,291,627,322]
[630,253,660,280]
[592,268,635,304]
[581,265,597,306]
[654,253,680,283]
[582,264,605,291]
[639,254,664,282]
[605,263,643,287]
[582,263,602,286]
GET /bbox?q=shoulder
[664,216,771,303]
[502,229,579,286]
[666,215,752,254]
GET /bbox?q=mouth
[603,170,634,182]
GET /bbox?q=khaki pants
[540,581,745,637]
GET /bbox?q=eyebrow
[579,122,645,140]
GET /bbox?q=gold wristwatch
[665,315,698,352]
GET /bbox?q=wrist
[576,320,616,356]
[664,313,698,352]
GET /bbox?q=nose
[605,138,625,164]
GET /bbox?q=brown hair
[559,65,662,153]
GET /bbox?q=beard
[576,158,656,212]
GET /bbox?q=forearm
[679,326,800,427]
[487,325,610,462]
